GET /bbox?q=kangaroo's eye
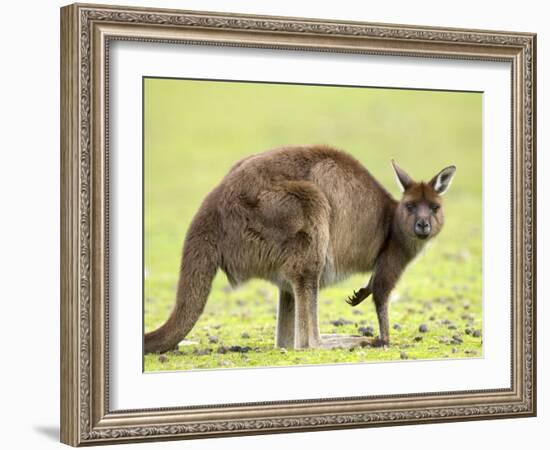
[405,202,416,213]
[430,203,440,213]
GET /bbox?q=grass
[143,78,483,372]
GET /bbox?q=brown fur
[144,145,456,353]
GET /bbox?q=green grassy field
[143,78,482,372]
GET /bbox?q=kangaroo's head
[391,160,456,242]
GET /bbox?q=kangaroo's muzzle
[414,219,431,239]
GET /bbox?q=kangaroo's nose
[414,219,431,238]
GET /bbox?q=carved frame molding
[60,3,536,446]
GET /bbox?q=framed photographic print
[60,3,537,446]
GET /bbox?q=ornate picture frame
[60,3,536,446]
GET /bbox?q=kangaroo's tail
[144,213,220,354]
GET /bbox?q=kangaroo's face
[391,160,456,241]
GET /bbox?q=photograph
[143,78,482,372]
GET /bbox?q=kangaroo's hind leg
[256,179,330,349]
[276,289,295,348]
[282,229,324,349]
[277,182,330,349]
[290,273,322,349]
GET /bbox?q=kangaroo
[144,145,456,353]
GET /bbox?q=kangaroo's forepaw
[345,287,371,306]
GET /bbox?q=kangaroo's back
[216,145,396,281]
[222,145,394,217]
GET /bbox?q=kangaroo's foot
[294,334,322,349]
[319,334,371,349]
[319,334,390,349]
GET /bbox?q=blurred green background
[143,78,482,372]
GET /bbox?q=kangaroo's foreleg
[276,290,295,348]
[370,242,410,347]
[373,291,390,347]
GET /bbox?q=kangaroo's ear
[429,165,456,195]
[391,160,414,192]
